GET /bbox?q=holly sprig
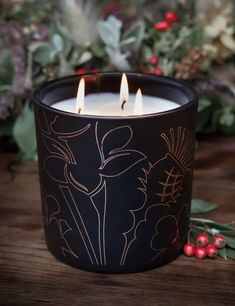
[189,199,235,260]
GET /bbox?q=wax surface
[51,93,180,116]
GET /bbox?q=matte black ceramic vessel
[33,72,198,273]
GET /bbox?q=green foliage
[190,200,235,260]
[32,43,55,66]
[12,104,37,160]
[98,16,122,49]
[190,216,235,260]
[0,0,235,158]
[122,21,145,50]
[191,199,218,214]
[0,54,14,85]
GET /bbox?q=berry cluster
[153,11,179,32]
[183,233,226,259]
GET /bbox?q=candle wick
[121,100,126,110]
[78,108,81,114]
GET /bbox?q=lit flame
[134,88,143,115]
[75,78,85,114]
[120,73,129,110]
[75,74,143,116]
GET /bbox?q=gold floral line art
[90,181,107,266]
[149,204,188,262]
[161,127,194,173]
[156,167,184,203]
[41,186,79,260]
[60,185,99,265]
[40,113,147,267]
[120,127,193,266]
[119,162,152,266]
[150,214,178,251]
[39,112,193,268]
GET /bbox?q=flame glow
[75,78,85,114]
[119,73,129,109]
[134,88,143,115]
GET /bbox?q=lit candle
[34,72,198,273]
[119,73,129,111]
[75,77,85,114]
[51,73,180,116]
[134,89,143,115]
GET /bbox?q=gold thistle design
[161,127,194,173]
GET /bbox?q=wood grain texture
[0,137,235,306]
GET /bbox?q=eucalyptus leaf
[61,36,73,57]
[33,44,54,65]
[198,98,212,112]
[226,247,235,260]
[190,217,235,232]
[122,21,145,50]
[91,44,105,57]
[98,16,122,49]
[13,104,37,160]
[105,47,130,70]
[29,41,49,53]
[224,236,235,249]
[218,247,227,260]
[120,37,137,47]
[191,199,218,214]
[78,51,92,65]
[52,34,64,52]
[219,107,235,127]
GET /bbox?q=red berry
[195,247,207,259]
[149,54,159,66]
[213,235,226,249]
[196,232,209,247]
[75,68,87,75]
[183,243,195,256]
[152,67,163,75]
[206,243,218,258]
[154,21,171,31]
[75,68,87,74]
[165,11,179,24]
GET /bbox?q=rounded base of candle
[46,239,184,274]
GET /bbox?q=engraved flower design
[150,204,189,259]
[41,115,146,196]
[40,186,78,259]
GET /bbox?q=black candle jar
[33,72,198,273]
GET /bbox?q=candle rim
[33,72,198,120]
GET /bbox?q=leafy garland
[190,199,235,260]
[0,0,235,159]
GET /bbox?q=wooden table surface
[0,136,235,306]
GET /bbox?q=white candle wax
[51,93,180,116]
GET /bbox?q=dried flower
[0,21,28,97]
[196,0,235,61]
[60,0,99,48]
